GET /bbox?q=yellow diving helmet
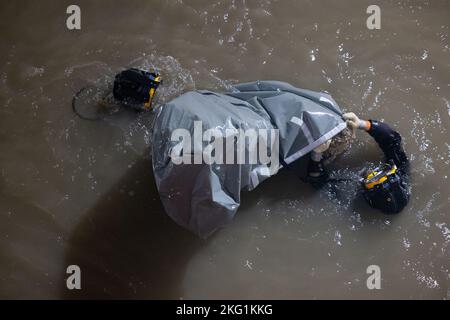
[363,162,398,190]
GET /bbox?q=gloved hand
[343,112,370,131]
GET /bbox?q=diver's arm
[343,112,409,174]
[364,120,409,173]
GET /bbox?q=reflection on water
[0,0,449,299]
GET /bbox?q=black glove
[304,159,329,189]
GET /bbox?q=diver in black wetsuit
[307,112,410,214]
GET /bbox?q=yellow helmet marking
[364,166,397,189]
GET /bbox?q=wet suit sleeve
[367,120,410,175]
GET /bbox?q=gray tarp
[152,81,346,238]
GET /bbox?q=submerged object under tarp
[152,81,346,238]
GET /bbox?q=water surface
[0,0,449,299]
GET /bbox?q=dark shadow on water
[62,155,205,299]
[61,146,395,299]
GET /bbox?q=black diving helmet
[113,68,162,110]
[361,161,409,214]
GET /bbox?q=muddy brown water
[0,0,449,299]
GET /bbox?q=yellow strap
[144,76,161,109]
[144,88,156,109]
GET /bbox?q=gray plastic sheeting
[152,81,346,238]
